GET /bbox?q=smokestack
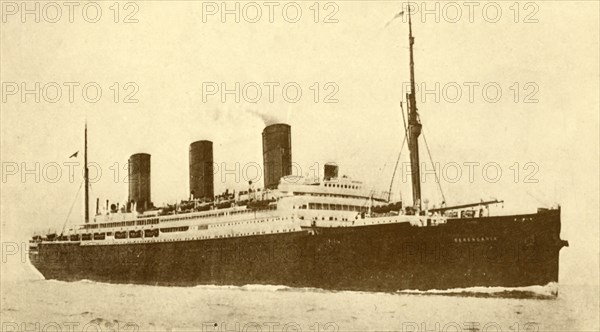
[128,153,151,212]
[262,123,292,189]
[189,140,214,201]
[324,163,338,181]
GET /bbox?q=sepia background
[1,1,599,330]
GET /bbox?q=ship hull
[29,210,567,292]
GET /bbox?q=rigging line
[401,101,409,143]
[387,135,407,202]
[386,101,410,203]
[356,184,378,212]
[88,183,102,214]
[60,180,84,235]
[526,191,549,207]
[422,129,446,204]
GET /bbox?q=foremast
[84,122,90,223]
[406,8,422,210]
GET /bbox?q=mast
[406,8,422,210]
[84,122,90,223]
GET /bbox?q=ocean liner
[29,11,568,292]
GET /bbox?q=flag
[69,151,79,158]
[384,11,404,28]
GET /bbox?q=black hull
[29,210,567,292]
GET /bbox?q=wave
[395,282,559,299]
[25,277,561,299]
[254,283,561,299]
[239,284,292,292]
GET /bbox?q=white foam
[397,282,559,297]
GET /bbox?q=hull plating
[29,210,566,292]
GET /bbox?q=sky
[1,1,599,285]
